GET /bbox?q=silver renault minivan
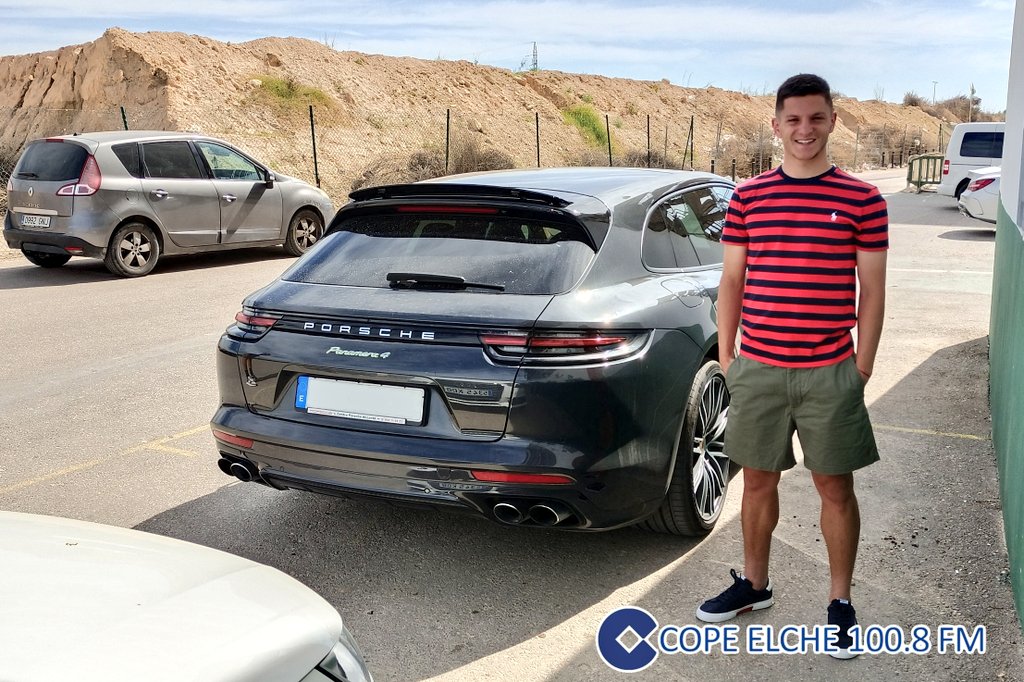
[4,131,334,276]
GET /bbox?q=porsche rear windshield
[285,212,597,294]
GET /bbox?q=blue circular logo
[595,606,659,673]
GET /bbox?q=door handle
[151,189,168,199]
[222,194,237,203]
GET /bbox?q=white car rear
[958,166,1001,224]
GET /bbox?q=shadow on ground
[0,247,292,290]
[135,337,1022,682]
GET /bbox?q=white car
[958,166,1001,224]
[0,511,373,682]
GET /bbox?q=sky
[0,0,1015,111]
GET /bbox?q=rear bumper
[4,221,106,258]
[211,405,668,530]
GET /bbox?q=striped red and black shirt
[722,166,888,368]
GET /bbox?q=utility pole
[531,42,538,71]
[932,80,938,105]
[968,83,975,122]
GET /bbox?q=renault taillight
[56,155,102,196]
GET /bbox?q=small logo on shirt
[830,211,838,222]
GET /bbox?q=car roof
[37,130,220,146]
[419,166,730,206]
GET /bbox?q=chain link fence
[0,105,956,217]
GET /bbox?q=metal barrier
[907,152,944,191]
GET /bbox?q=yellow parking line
[874,423,990,441]
[145,444,200,458]
[0,459,106,495]
[0,424,211,495]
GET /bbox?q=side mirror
[265,171,276,188]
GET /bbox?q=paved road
[1,172,1021,681]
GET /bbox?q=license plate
[295,376,425,425]
[21,214,51,228]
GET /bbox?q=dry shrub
[903,91,926,107]
[351,137,514,191]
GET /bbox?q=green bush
[563,104,608,148]
[254,75,333,109]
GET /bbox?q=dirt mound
[0,27,958,205]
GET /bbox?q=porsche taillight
[480,330,649,365]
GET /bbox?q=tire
[954,179,970,200]
[640,360,731,536]
[283,208,324,256]
[104,222,160,277]
[22,248,71,268]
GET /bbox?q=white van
[937,122,1005,199]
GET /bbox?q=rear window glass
[14,141,88,182]
[285,213,596,295]
[959,132,1004,158]
[112,143,142,178]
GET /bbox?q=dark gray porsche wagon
[212,167,734,535]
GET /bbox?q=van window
[959,132,1004,159]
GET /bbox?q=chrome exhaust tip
[493,501,526,524]
[228,461,258,483]
[529,503,571,527]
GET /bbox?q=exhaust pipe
[218,457,260,483]
[493,502,526,524]
[529,503,571,527]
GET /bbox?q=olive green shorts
[724,355,880,474]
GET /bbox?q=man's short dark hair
[776,74,833,113]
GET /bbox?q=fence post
[606,114,613,166]
[758,122,765,174]
[731,158,736,181]
[445,109,451,173]
[646,115,651,168]
[688,116,695,170]
[711,159,716,174]
[120,106,129,131]
[663,125,668,168]
[881,122,887,166]
[308,105,320,188]
[535,112,541,168]
[853,126,860,169]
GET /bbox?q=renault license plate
[20,214,51,228]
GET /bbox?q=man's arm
[717,243,748,375]
[855,249,887,382]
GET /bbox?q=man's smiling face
[772,94,837,174]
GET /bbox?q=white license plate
[20,214,51,228]
[295,376,425,425]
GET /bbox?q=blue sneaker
[827,598,859,659]
[695,568,774,623]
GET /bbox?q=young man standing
[695,74,888,660]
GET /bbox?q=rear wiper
[14,172,38,179]
[386,272,505,292]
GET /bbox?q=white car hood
[0,512,343,682]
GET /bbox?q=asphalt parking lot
[1,171,1021,681]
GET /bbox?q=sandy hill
[0,27,956,205]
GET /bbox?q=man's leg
[742,466,781,590]
[811,471,859,600]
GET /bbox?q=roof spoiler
[348,183,573,208]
